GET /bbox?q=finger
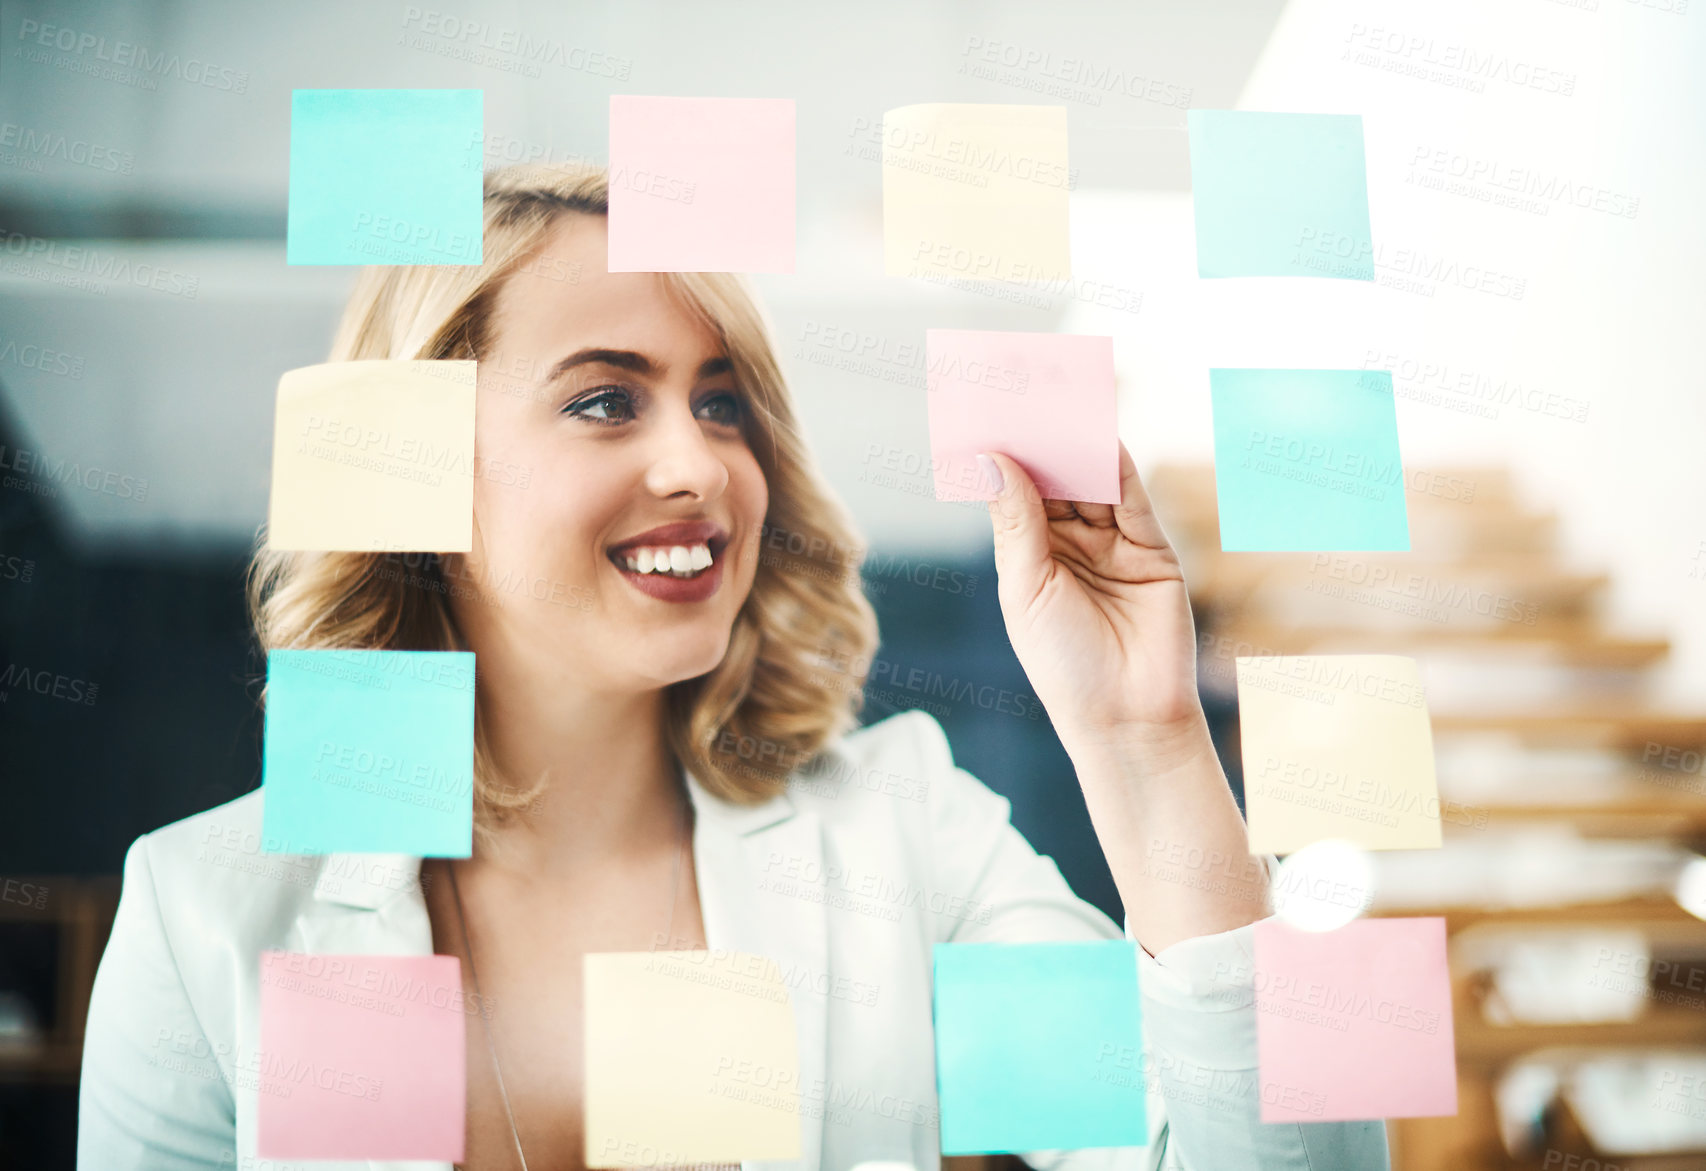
[1111,440,1174,550]
[1072,500,1116,527]
[981,450,1052,580]
[1043,498,1078,522]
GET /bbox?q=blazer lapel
[291,853,446,1171]
[686,770,828,1171]
[274,788,828,1171]
[301,852,432,952]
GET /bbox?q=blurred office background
[2,0,1705,1166]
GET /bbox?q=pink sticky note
[1254,918,1457,1123]
[608,95,795,273]
[257,951,466,1159]
[925,329,1120,505]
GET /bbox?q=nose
[642,395,731,503]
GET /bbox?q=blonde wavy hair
[248,163,880,837]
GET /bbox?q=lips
[606,521,730,604]
[606,520,730,563]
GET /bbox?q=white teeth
[616,542,715,577]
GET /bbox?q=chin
[637,631,732,687]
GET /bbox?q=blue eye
[560,386,744,428]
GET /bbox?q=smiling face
[451,211,769,693]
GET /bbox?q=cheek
[472,473,530,557]
[736,465,770,584]
[468,397,542,555]
[736,453,770,519]
[473,465,608,578]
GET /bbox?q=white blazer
[77,709,1389,1170]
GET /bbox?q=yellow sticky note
[882,103,1071,285]
[584,950,801,1168]
[267,360,476,552]
[1235,655,1441,852]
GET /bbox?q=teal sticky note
[288,89,484,266]
[933,941,1146,1155]
[1186,110,1373,279]
[262,650,475,855]
[1210,368,1410,552]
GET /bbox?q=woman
[77,164,1390,1170]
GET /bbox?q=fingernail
[976,453,1004,493]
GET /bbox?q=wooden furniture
[1148,463,1706,1171]
[0,876,119,1086]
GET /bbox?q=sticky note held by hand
[884,104,1072,285]
[1235,654,1440,852]
[934,940,1146,1154]
[261,649,475,856]
[267,360,476,553]
[288,89,483,266]
[1187,110,1373,280]
[584,950,801,1167]
[607,95,795,273]
[1255,917,1457,1122]
[926,329,1119,504]
[257,951,466,1159]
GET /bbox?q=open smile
[605,528,730,603]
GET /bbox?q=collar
[311,758,799,909]
[300,753,831,1170]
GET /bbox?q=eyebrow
[543,348,732,383]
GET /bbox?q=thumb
[978,450,1051,580]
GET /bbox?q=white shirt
[77,708,1389,1170]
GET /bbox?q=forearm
[1063,714,1269,954]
